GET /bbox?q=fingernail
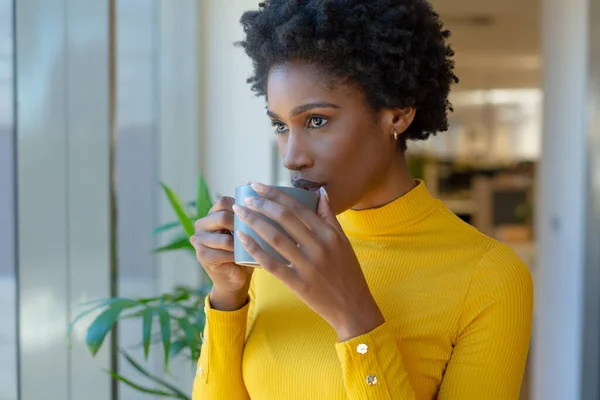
[244,196,257,207]
[236,230,249,245]
[320,186,330,203]
[218,196,233,204]
[250,182,267,194]
[232,204,247,218]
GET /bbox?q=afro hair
[237,0,459,150]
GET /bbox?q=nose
[281,131,314,172]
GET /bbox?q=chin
[327,191,352,216]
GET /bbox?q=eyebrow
[266,102,341,119]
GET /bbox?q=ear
[379,107,416,138]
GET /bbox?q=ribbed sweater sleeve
[192,280,256,400]
[336,322,417,399]
[335,244,533,400]
[438,244,534,399]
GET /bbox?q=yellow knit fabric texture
[192,181,533,400]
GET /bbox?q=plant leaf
[157,307,172,371]
[105,369,186,399]
[142,308,153,360]
[196,175,212,218]
[177,318,201,361]
[159,182,195,237]
[68,297,141,342]
[85,300,139,356]
[121,351,190,399]
[152,221,181,235]
[153,237,194,253]
[170,287,192,302]
[67,299,126,345]
[169,339,189,359]
[77,296,137,307]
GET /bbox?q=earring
[393,129,399,140]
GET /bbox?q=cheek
[323,133,385,212]
[326,122,385,172]
[276,138,285,157]
[322,123,388,193]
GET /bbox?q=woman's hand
[232,183,384,341]
[190,196,254,311]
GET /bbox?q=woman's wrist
[209,288,249,311]
[334,300,385,342]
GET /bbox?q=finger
[236,231,297,286]
[192,243,235,267]
[232,204,310,266]
[195,209,234,233]
[190,231,233,252]
[243,195,321,250]
[316,186,343,233]
[249,182,326,235]
[208,196,235,214]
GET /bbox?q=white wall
[0,0,17,397]
[15,0,111,399]
[533,0,600,398]
[199,0,275,198]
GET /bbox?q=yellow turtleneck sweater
[192,181,533,400]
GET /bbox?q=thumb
[316,186,343,232]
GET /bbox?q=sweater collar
[337,180,439,238]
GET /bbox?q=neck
[352,152,416,211]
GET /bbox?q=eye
[308,116,328,129]
[271,120,289,135]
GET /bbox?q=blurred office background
[0,0,599,399]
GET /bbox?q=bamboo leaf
[169,339,189,359]
[196,175,212,218]
[86,300,139,356]
[78,296,137,307]
[159,182,195,237]
[105,369,186,399]
[183,245,196,255]
[152,221,181,235]
[67,300,126,345]
[68,298,143,344]
[157,308,172,371]
[153,237,194,253]
[142,308,153,360]
[172,285,199,295]
[186,200,198,216]
[177,318,200,360]
[169,291,190,303]
[121,351,190,399]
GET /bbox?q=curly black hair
[236,0,458,150]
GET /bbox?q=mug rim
[235,260,261,267]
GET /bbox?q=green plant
[67,175,214,399]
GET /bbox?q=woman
[190,0,533,399]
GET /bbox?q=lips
[291,178,326,194]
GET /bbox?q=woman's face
[266,61,401,214]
